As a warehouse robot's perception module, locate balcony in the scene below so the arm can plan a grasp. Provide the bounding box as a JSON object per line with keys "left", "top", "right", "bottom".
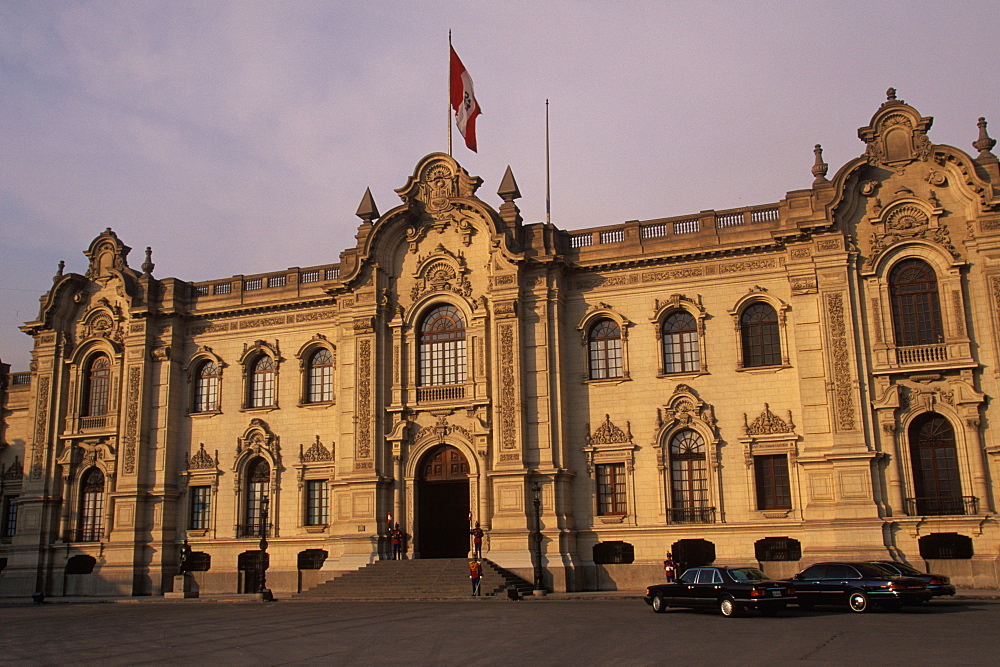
{"left": 416, "top": 384, "right": 466, "bottom": 403}
{"left": 79, "top": 415, "right": 110, "bottom": 430}
{"left": 236, "top": 523, "right": 272, "bottom": 539}
{"left": 896, "top": 344, "right": 948, "bottom": 365}
{"left": 666, "top": 506, "right": 716, "bottom": 524}
{"left": 905, "top": 496, "right": 978, "bottom": 516}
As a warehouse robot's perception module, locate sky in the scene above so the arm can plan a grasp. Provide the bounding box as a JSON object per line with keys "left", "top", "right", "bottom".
{"left": 2, "top": 0, "right": 999, "bottom": 370}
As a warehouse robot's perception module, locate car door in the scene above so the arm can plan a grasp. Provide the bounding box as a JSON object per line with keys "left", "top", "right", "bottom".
{"left": 824, "top": 564, "right": 859, "bottom": 601}
{"left": 688, "top": 568, "right": 722, "bottom": 608}
{"left": 668, "top": 568, "right": 699, "bottom": 605}
{"left": 793, "top": 564, "right": 828, "bottom": 603}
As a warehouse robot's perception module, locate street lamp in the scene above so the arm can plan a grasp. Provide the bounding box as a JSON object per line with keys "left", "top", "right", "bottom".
{"left": 532, "top": 482, "right": 545, "bottom": 594}
{"left": 258, "top": 496, "right": 272, "bottom": 601}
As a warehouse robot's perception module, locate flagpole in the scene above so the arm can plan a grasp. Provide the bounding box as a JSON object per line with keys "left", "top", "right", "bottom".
{"left": 448, "top": 31, "right": 453, "bottom": 156}
{"left": 545, "top": 99, "right": 551, "bottom": 224}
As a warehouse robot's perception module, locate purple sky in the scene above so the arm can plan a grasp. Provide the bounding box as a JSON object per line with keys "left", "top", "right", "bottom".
{"left": 2, "top": 1, "right": 998, "bottom": 370}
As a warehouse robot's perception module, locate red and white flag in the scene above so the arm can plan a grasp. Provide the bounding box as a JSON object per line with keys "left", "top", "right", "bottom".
{"left": 450, "top": 46, "right": 482, "bottom": 152}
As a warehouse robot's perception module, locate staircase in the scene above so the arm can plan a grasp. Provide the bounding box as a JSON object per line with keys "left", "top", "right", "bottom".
{"left": 294, "top": 558, "right": 534, "bottom": 600}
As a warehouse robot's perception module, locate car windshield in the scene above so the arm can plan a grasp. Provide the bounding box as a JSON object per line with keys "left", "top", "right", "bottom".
{"left": 728, "top": 568, "right": 769, "bottom": 582}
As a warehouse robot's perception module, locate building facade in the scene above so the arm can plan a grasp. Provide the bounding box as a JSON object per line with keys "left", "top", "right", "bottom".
{"left": 2, "top": 92, "right": 1000, "bottom": 596}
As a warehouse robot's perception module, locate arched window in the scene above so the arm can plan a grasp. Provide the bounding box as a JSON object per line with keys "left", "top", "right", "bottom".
{"left": 78, "top": 468, "right": 105, "bottom": 541}
{"left": 83, "top": 354, "right": 111, "bottom": 417}
{"left": 193, "top": 361, "right": 220, "bottom": 412}
{"left": 250, "top": 356, "right": 275, "bottom": 408}
{"left": 668, "top": 430, "right": 710, "bottom": 523}
{"left": 589, "top": 318, "right": 623, "bottom": 380}
{"left": 740, "top": 303, "right": 781, "bottom": 368}
{"left": 243, "top": 457, "right": 270, "bottom": 537}
{"left": 419, "top": 305, "right": 467, "bottom": 386}
{"left": 908, "top": 413, "right": 965, "bottom": 515}
{"left": 890, "top": 259, "right": 943, "bottom": 347}
{"left": 306, "top": 348, "right": 334, "bottom": 403}
{"left": 662, "top": 311, "right": 699, "bottom": 374}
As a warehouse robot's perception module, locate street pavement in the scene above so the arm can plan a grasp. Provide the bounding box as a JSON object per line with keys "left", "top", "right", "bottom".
{"left": 2, "top": 595, "right": 999, "bottom": 665}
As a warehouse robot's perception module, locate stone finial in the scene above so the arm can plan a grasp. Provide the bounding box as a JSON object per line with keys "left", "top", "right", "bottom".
{"left": 497, "top": 166, "right": 521, "bottom": 201}
{"left": 141, "top": 247, "right": 155, "bottom": 277}
{"left": 53, "top": 260, "right": 65, "bottom": 282}
{"left": 811, "top": 144, "right": 829, "bottom": 185}
{"left": 973, "top": 117, "right": 997, "bottom": 160}
{"left": 355, "top": 187, "right": 380, "bottom": 224}
{"left": 886, "top": 87, "right": 897, "bottom": 101}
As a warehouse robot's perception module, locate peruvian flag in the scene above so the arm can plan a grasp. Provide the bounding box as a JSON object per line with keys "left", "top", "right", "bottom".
{"left": 450, "top": 46, "right": 482, "bottom": 152}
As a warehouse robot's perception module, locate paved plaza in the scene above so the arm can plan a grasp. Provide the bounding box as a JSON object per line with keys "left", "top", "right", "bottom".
{"left": 2, "top": 597, "right": 999, "bottom": 665}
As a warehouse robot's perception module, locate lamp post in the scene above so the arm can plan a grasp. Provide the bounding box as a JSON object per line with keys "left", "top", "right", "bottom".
{"left": 258, "top": 496, "right": 272, "bottom": 601}
{"left": 532, "top": 482, "right": 545, "bottom": 594}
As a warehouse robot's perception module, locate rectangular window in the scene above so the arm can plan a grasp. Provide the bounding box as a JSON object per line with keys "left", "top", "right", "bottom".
{"left": 190, "top": 486, "right": 211, "bottom": 530}
{"left": 2, "top": 497, "right": 17, "bottom": 538}
{"left": 754, "top": 454, "right": 791, "bottom": 510}
{"left": 305, "top": 480, "right": 329, "bottom": 526}
{"left": 596, "top": 463, "right": 627, "bottom": 515}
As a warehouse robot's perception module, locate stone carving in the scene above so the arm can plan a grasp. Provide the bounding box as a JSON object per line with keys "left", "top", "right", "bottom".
{"left": 587, "top": 414, "right": 632, "bottom": 447}
{"left": 30, "top": 376, "right": 50, "bottom": 480}
{"left": 2, "top": 456, "right": 23, "bottom": 481}
{"left": 300, "top": 435, "right": 333, "bottom": 463}
{"left": 188, "top": 443, "right": 218, "bottom": 470}
{"left": 236, "top": 418, "right": 280, "bottom": 464}
{"left": 410, "top": 246, "right": 473, "bottom": 303}
{"left": 356, "top": 339, "right": 372, "bottom": 463}
{"left": 744, "top": 403, "right": 795, "bottom": 435}
{"left": 123, "top": 366, "right": 141, "bottom": 475}
{"left": 826, "top": 293, "right": 857, "bottom": 431}
{"left": 499, "top": 323, "right": 517, "bottom": 452}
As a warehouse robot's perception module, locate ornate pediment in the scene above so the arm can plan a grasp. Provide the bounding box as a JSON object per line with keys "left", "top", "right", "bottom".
{"left": 235, "top": 418, "right": 280, "bottom": 466}
{"left": 300, "top": 435, "right": 334, "bottom": 463}
{"left": 744, "top": 403, "right": 795, "bottom": 435}
{"left": 858, "top": 89, "right": 933, "bottom": 169}
{"left": 187, "top": 443, "right": 219, "bottom": 471}
{"left": 410, "top": 245, "right": 473, "bottom": 302}
{"left": 586, "top": 414, "right": 632, "bottom": 447}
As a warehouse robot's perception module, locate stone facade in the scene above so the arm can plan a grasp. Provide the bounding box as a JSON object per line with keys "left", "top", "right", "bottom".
{"left": 2, "top": 92, "right": 1000, "bottom": 596}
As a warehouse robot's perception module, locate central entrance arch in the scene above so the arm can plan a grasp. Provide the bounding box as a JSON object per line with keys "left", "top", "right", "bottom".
{"left": 417, "top": 445, "right": 470, "bottom": 558}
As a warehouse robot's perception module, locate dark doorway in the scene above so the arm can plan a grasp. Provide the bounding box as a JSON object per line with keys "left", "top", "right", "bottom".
{"left": 417, "top": 445, "right": 470, "bottom": 558}
{"left": 671, "top": 538, "right": 716, "bottom": 576}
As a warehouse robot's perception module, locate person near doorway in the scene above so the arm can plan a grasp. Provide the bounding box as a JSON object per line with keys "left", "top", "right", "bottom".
{"left": 470, "top": 522, "right": 485, "bottom": 559}
{"left": 390, "top": 523, "right": 404, "bottom": 560}
{"left": 663, "top": 552, "right": 676, "bottom": 583}
{"left": 469, "top": 558, "right": 483, "bottom": 596}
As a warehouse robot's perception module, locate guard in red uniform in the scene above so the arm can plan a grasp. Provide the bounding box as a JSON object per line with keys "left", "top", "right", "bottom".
{"left": 469, "top": 558, "right": 483, "bottom": 596}
{"left": 470, "top": 522, "right": 485, "bottom": 559}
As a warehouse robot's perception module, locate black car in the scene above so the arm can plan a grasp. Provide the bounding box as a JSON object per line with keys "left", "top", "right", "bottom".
{"left": 644, "top": 566, "right": 796, "bottom": 617}
{"left": 867, "top": 560, "right": 957, "bottom": 597}
{"left": 791, "top": 562, "right": 931, "bottom": 612}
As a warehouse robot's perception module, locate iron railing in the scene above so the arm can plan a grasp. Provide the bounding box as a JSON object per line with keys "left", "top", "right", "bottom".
{"left": 666, "top": 506, "right": 716, "bottom": 524}
{"left": 905, "top": 496, "right": 978, "bottom": 516}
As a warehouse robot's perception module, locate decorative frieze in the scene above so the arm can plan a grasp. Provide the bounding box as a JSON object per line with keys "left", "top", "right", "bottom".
{"left": 355, "top": 339, "right": 373, "bottom": 465}
{"left": 30, "top": 376, "right": 50, "bottom": 480}
{"left": 499, "top": 323, "right": 517, "bottom": 454}
{"left": 123, "top": 366, "right": 141, "bottom": 475}
{"left": 826, "top": 293, "right": 857, "bottom": 431}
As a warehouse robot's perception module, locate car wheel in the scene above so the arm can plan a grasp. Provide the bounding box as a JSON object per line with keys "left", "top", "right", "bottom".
{"left": 651, "top": 593, "right": 668, "bottom": 614}
{"left": 719, "top": 596, "right": 738, "bottom": 617}
{"left": 847, "top": 591, "right": 870, "bottom": 613}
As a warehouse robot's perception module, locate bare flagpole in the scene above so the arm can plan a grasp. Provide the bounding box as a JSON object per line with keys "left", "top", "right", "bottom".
{"left": 448, "top": 31, "right": 453, "bottom": 156}
{"left": 545, "top": 99, "right": 551, "bottom": 224}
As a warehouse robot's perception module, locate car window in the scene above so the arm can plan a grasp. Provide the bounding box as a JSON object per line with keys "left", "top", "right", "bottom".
{"left": 798, "top": 564, "right": 826, "bottom": 580}
{"left": 855, "top": 563, "right": 891, "bottom": 578}
{"left": 824, "top": 564, "right": 850, "bottom": 579}
{"left": 887, "top": 562, "right": 921, "bottom": 576}
{"left": 694, "top": 569, "right": 713, "bottom": 584}
{"left": 709, "top": 570, "right": 722, "bottom": 584}
{"left": 730, "top": 568, "right": 768, "bottom": 582}
{"left": 678, "top": 569, "right": 698, "bottom": 584}
{"left": 872, "top": 561, "right": 901, "bottom": 575}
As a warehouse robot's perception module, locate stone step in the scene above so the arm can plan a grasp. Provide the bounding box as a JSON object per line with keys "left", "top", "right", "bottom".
{"left": 295, "top": 558, "right": 533, "bottom": 599}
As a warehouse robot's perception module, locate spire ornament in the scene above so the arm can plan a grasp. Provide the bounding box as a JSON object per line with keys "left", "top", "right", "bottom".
{"left": 812, "top": 144, "right": 829, "bottom": 185}
{"left": 973, "top": 117, "right": 997, "bottom": 160}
